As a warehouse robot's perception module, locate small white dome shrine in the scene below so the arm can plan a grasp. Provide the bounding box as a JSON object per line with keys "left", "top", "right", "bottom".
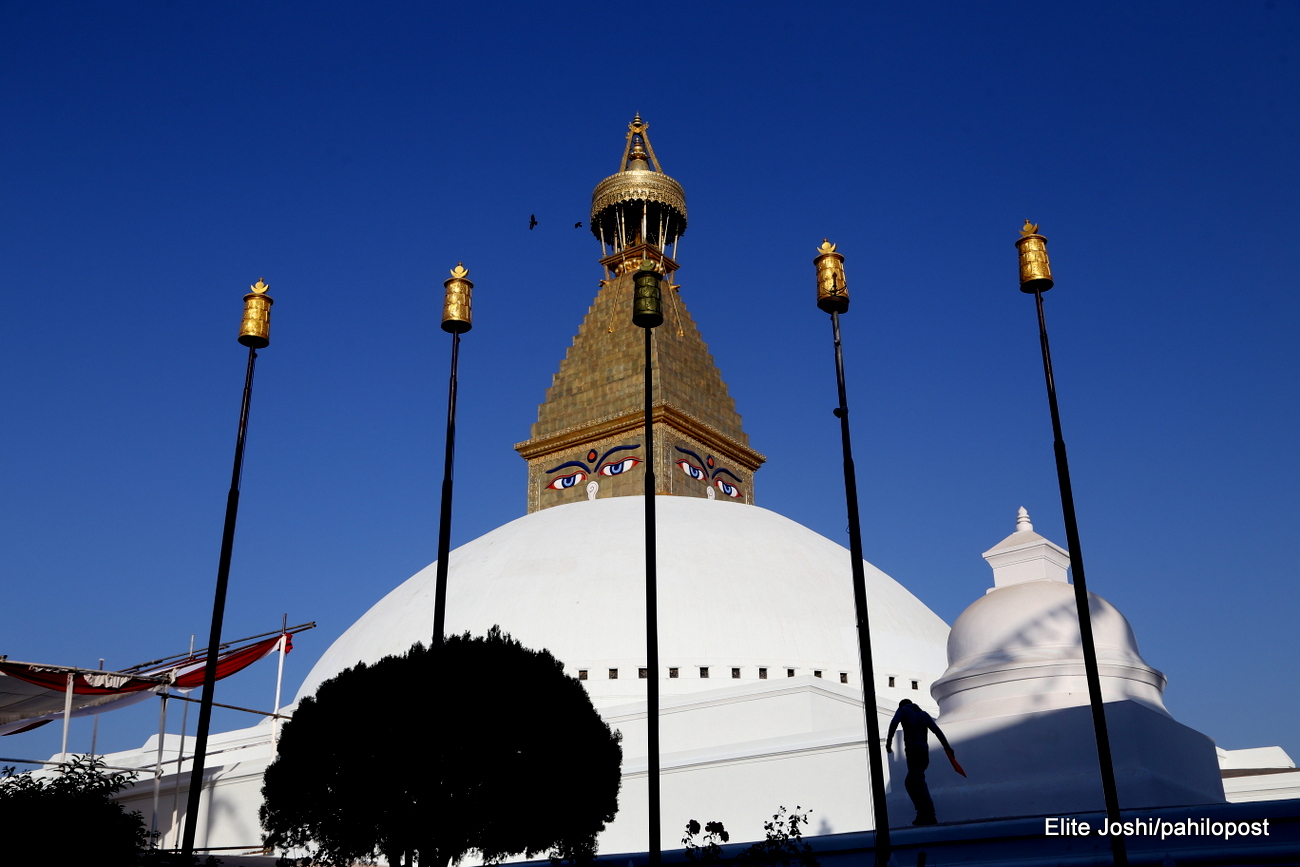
{"left": 933, "top": 507, "right": 1168, "bottom": 722}
{"left": 886, "top": 509, "right": 1225, "bottom": 826}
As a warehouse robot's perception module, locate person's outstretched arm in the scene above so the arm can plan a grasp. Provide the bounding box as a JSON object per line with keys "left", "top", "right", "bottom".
{"left": 927, "top": 717, "right": 953, "bottom": 752}
{"left": 886, "top": 710, "right": 903, "bottom": 752}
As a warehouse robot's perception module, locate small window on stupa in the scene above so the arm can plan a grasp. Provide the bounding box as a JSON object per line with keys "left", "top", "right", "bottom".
{"left": 609, "top": 669, "right": 618, "bottom": 679}
{"left": 787, "top": 668, "right": 795, "bottom": 678}
{"left": 578, "top": 669, "right": 588, "bottom": 681}
{"left": 700, "top": 667, "right": 710, "bottom": 678}
{"left": 759, "top": 668, "right": 768, "bottom": 679}
{"left": 669, "top": 667, "right": 679, "bottom": 678}
{"left": 731, "top": 668, "right": 740, "bottom": 679}
{"left": 639, "top": 668, "right": 648, "bottom": 679}
{"left": 911, "top": 680, "right": 919, "bottom": 690}
{"left": 888, "top": 676, "right": 895, "bottom": 687}
{"left": 814, "top": 670, "right": 823, "bottom": 678}
{"left": 840, "top": 672, "right": 848, "bottom": 684}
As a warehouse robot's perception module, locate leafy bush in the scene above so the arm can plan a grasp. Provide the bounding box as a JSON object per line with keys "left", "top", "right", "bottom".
{"left": 0, "top": 755, "right": 148, "bottom": 867}
{"left": 683, "top": 819, "right": 730, "bottom": 863}
{"left": 681, "top": 808, "right": 818, "bottom": 867}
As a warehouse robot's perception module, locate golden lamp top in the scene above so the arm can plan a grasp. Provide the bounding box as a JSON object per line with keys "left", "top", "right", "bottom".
{"left": 442, "top": 262, "right": 473, "bottom": 334}
{"left": 590, "top": 114, "right": 687, "bottom": 250}
{"left": 814, "top": 240, "right": 849, "bottom": 314}
{"left": 1015, "top": 219, "right": 1054, "bottom": 293}
{"left": 239, "top": 278, "right": 273, "bottom": 348}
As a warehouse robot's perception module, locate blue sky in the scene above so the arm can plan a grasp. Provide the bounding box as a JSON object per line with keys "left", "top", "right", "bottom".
{"left": 1, "top": 1, "right": 1296, "bottom": 768}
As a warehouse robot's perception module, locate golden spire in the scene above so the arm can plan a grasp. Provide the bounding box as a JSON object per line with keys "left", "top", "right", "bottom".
{"left": 516, "top": 118, "right": 764, "bottom": 513}
{"left": 591, "top": 115, "right": 688, "bottom": 255}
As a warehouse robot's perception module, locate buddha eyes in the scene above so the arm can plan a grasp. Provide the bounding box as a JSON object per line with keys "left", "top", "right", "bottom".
{"left": 546, "top": 452, "right": 737, "bottom": 497}
{"left": 598, "top": 458, "right": 642, "bottom": 476}
{"left": 714, "top": 480, "right": 741, "bottom": 498}
{"left": 677, "top": 451, "right": 742, "bottom": 497}
{"left": 546, "top": 471, "right": 587, "bottom": 489}
{"left": 676, "top": 460, "right": 706, "bottom": 481}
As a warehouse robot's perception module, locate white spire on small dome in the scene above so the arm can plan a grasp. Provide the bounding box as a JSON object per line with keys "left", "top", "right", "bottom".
{"left": 982, "top": 506, "right": 1069, "bottom": 591}
{"left": 1015, "top": 506, "right": 1033, "bottom": 533}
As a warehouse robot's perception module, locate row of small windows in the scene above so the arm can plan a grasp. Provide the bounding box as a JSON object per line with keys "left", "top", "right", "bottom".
{"left": 886, "top": 676, "right": 921, "bottom": 690}
{"left": 575, "top": 668, "right": 921, "bottom": 690}
{"left": 578, "top": 667, "right": 852, "bottom": 683}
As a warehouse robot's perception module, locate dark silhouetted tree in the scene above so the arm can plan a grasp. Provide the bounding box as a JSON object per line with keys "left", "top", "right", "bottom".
{"left": 261, "top": 627, "right": 622, "bottom": 867}
{"left": 0, "top": 755, "right": 150, "bottom": 867}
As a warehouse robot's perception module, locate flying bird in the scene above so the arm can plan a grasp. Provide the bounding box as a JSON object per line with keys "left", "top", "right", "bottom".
{"left": 574, "top": 221, "right": 582, "bottom": 228}
{"left": 529, "top": 215, "right": 538, "bottom": 230}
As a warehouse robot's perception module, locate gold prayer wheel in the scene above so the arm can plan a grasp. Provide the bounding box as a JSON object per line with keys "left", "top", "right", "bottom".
{"left": 814, "top": 240, "right": 848, "bottom": 314}
{"left": 631, "top": 259, "right": 664, "bottom": 328}
{"left": 238, "top": 279, "right": 273, "bottom": 348}
{"left": 1016, "top": 221, "right": 1054, "bottom": 293}
{"left": 442, "top": 263, "right": 473, "bottom": 334}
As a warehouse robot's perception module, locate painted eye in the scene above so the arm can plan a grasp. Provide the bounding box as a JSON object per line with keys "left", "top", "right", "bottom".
{"left": 714, "top": 479, "right": 741, "bottom": 498}
{"left": 598, "top": 457, "right": 642, "bottom": 476}
{"left": 676, "top": 460, "right": 706, "bottom": 481}
{"left": 546, "top": 471, "right": 587, "bottom": 490}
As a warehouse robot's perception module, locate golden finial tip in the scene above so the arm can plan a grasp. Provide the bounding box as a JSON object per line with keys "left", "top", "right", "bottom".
{"left": 250, "top": 278, "right": 270, "bottom": 295}
{"left": 817, "top": 239, "right": 837, "bottom": 254}
{"left": 1020, "top": 220, "right": 1039, "bottom": 237}
{"left": 450, "top": 263, "right": 469, "bottom": 279}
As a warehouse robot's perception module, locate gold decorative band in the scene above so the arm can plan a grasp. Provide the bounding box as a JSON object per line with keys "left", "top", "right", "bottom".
{"left": 590, "top": 170, "right": 688, "bottom": 223}
{"left": 516, "top": 403, "right": 766, "bottom": 471}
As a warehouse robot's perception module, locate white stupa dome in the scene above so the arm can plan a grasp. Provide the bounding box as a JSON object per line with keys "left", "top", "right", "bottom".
{"left": 298, "top": 496, "right": 950, "bottom": 707}
{"left": 931, "top": 508, "right": 1168, "bottom": 723}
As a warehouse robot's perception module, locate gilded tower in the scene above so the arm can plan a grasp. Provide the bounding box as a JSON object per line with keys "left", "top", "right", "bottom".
{"left": 515, "top": 116, "right": 765, "bottom": 512}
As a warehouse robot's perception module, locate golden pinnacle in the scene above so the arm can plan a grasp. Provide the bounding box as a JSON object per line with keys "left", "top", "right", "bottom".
{"left": 250, "top": 278, "right": 270, "bottom": 294}
{"left": 1020, "top": 220, "right": 1040, "bottom": 237}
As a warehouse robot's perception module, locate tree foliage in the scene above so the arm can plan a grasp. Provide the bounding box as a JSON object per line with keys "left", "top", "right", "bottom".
{"left": 682, "top": 808, "right": 818, "bottom": 867}
{"left": 682, "top": 819, "right": 730, "bottom": 863}
{"left": 261, "top": 627, "right": 622, "bottom": 867}
{"left": 0, "top": 755, "right": 150, "bottom": 867}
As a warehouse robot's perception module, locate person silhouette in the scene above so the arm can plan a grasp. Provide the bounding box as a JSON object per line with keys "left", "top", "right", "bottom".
{"left": 886, "top": 698, "right": 956, "bottom": 826}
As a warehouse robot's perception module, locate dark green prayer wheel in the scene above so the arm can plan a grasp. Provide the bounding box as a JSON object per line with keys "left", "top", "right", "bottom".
{"left": 632, "top": 260, "right": 663, "bottom": 328}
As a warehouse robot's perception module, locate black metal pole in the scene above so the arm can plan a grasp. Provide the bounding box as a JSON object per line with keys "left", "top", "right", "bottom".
{"left": 829, "top": 311, "right": 891, "bottom": 865}
{"left": 181, "top": 345, "right": 258, "bottom": 857}
{"left": 432, "top": 330, "right": 461, "bottom": 647}
{"left": 644, "top": 323, "right": 661, "bottom": 866}
{"left": 1032, "top": 289, "right": 1128, "bottom": 867}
